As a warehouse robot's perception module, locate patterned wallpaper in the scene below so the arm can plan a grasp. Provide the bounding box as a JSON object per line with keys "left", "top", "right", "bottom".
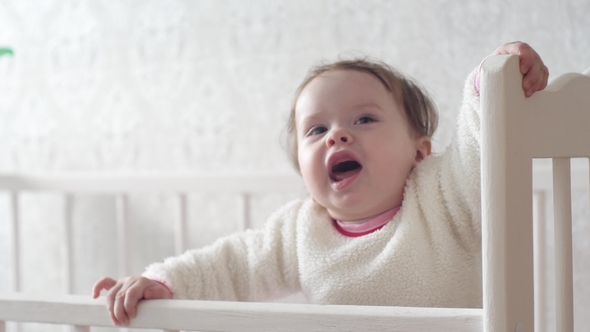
{"left": 0, "top": 1, "right": 588, "bottom": 331}
{"left": 1, "top": 0, "right": 589, "bottom": 172}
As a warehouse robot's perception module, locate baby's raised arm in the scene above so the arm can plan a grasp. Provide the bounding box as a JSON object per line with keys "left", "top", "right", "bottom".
{"left": 92, "top": 276, "right": 172, "bottom": 326}
{"left": 412, "top": 42, "right": 549, "bottom": 249}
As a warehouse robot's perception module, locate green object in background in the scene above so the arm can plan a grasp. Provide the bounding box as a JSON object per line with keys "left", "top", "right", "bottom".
{"left": 0, "top": 47, "right": 14, "bottom": 57}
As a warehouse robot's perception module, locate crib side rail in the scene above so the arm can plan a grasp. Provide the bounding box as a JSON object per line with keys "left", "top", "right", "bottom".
{"left": 0, "top": 172, "right": 307, "bottom": 304}
{"left": 0, "top": 293, "right": 483, "bottom": 332}
{"left": 0, "top": 172, "right": 305, "bottom": 193}
{"left": 0, "top": 169, "right": 586, "bottom": 193}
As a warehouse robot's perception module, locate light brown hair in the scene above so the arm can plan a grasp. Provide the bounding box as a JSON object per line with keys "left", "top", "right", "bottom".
{"left": 285, "top": 57, "right": 438, "bottom": 172}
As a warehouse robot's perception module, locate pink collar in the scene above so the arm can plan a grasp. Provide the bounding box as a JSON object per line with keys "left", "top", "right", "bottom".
{"left": 334, "top": 206, "right": 400, "bottom": 237}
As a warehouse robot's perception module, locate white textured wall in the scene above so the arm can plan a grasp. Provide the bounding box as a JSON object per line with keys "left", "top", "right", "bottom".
{"left": 1, "top": 0, "right": 589, "bottom": 173}
{"left": 0, "top": 1, "right": 589, "bottom": 331}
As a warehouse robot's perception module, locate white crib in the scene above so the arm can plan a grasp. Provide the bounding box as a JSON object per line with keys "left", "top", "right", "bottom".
{"left": 1, "top": 55, "right": 589, "bottom": 332}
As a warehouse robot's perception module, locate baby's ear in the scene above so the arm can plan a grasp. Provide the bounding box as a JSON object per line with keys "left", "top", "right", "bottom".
{"left": 414, "top": 136, "right": 431, "bottom": 163}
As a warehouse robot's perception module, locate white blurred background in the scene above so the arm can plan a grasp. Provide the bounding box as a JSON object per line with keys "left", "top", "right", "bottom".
{"left": 0, "top": 0, "right": 589, "bottom": 331}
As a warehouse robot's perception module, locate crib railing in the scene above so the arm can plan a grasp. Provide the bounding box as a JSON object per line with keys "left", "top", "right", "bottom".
{"left": 0, "top": 167, "right": 588, "bottom": 331}
{"left": 534, "top": 164, "right": 590, "bottom": 332}
{"left": 0, "top": 293, "right": 483, "bottom": 332}
{"left": 0, "top": 172, "right": 307, "bottom": 294}
{"left": 479, "top": 55, "right": 590, "bottom": 332}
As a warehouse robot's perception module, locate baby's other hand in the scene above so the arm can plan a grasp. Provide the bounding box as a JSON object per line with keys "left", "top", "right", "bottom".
{"left": 492, "top": 42, "right": 549, "bottom": 98}
{"left": 92, "top": 276, "right": 172, "bottom": 326}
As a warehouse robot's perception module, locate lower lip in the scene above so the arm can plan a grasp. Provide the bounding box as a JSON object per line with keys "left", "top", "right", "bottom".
{"left": 331, "top": 169, "right": 361, "bottom": 191}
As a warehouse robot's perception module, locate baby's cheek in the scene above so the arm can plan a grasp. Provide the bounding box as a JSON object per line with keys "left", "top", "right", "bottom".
{"left": 299, "top": 164, "right": 326, "bottom": 202}
{"left": 297, "top": 157, "right": 316, "bottom": 187}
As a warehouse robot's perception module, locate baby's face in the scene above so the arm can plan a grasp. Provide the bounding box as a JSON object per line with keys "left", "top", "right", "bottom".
{"left": 295, "top": 69, "right": 427, "bottom": 222}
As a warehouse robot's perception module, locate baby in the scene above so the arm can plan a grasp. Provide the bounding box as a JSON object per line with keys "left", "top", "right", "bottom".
{"left": 93, "top": 41, "right": 548, "bottom": 326}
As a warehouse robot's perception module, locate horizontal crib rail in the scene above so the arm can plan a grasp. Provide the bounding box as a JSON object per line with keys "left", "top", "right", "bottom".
{"left": 0, "top": 173, "right": 305, "bottom": 193}
{"left": 0, "top": 167, "right": 586, "bottom": 194}
{"left": 0, "top": 293, "right": 483, "bottom": 332}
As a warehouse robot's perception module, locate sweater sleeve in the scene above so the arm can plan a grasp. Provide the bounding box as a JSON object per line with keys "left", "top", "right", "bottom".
{"left": 142, "top": 200, "right": 303, "bottom": 302}
{"left": 410, "top": 68, "right": 482, "bottom": 251}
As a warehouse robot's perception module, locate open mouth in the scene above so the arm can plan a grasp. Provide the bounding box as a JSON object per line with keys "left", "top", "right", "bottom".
{"left": 330, "top": 159, "right": 362, "bottom": 182}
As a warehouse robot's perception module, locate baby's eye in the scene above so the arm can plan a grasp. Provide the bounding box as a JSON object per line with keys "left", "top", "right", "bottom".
{"left": 307, "top": 126, "right": 327, "bottom": 136}
{"left": 355, "top": 115, "right": 376, "bottom": 125}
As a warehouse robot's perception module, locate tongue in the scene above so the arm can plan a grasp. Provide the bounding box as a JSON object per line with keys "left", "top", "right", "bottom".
{"left": 332, "top": 166, "right": 361, "bottom": 182}
{"left": 332, "top": 161, "right": 362, "bottom": 182}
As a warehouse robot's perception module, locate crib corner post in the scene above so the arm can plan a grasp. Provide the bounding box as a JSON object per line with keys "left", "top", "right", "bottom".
{"left": 480, "top": 54, "right": 535, "bottom": 332}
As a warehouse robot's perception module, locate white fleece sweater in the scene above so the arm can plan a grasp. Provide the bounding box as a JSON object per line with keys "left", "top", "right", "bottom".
{"left": 143, "top": 69, "right": 482, "bottom": 308}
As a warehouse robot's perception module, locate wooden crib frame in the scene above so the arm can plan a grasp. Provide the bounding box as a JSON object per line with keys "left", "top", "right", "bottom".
{"left": 1, "top": 55, "right": 589, "bottom": 331}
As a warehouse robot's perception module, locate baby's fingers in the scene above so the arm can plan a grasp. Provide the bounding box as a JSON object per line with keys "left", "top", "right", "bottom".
{"left": 113, "top": 285, "right": 134, "bottom": 325}
{"left": 92, "top": 277, "right": 117, "bottom": 298}
{"left": 123, "top": 279, "right": 149, "bottom": 320}
{"left": 105, "top": 282, "right": 123, "bottom": 325}
{"left": 114, "top": 277, "right": 151, "bottom": 325}
{"left": 523, "top": 62, "right": 549, "bottom": 97}
{"left": 114, "top": 287, "right": 131, "bottom": 325}
{"left": 515, "top": 45, "right": 538, "bottom": 76}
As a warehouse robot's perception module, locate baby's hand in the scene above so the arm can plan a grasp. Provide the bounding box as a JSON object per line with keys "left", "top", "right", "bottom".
{"left": 92, "top": 276, "right": 172, "bottom": 326}
{"left": 491, "top": 42, "right": 549, "bottom": 98}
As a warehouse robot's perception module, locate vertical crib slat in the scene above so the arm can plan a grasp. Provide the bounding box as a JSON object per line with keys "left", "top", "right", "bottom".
{"left": 533, "top": 190, "right": 547, "bottom": 332}
{"left": 552, "top": 158, "right": 574, "bottom": 332}
{"left": 9, "top": 193, "right": 21, "bottom": 332}
{"left": 237, "top": 193, "right": 250, "bottom": 231}
{"left": 116, "top": 194, "right": 131, "bottom": 332}
{"left": 73, "top": 325, "right": 90, "bottom": 332}
{"left": 0, "top": 321, "right": 5, "bottom": 332}
{"left": 63, "top": 194, "right": 75, "bottom": 294}
{"left": 10, "top": 192, "right": 21, "bottom": 293}
{"left": 9, "top": 191, "right": 22, "bottom": 332}
{"left": 168, "top": 192, "right": 186, "bottom": 332}
{"left": 174, "top": 194, "right": 188, "bottom": 255}
{"left": 116, "top": 195, "right": 130, "bottom": 277}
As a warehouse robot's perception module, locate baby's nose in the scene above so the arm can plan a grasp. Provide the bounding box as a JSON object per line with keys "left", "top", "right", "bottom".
{"left": 326, "top": 131, "right": 352, "bottom": 147}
